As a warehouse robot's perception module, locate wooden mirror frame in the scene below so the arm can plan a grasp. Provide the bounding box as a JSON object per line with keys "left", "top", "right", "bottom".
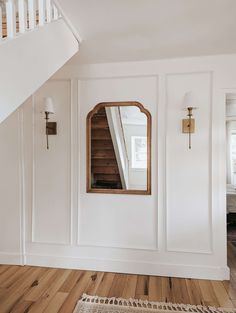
{"left": 86, "top": 101, "right": 152, "bottom": 195}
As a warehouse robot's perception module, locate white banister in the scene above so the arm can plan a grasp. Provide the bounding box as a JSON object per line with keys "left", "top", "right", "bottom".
{"left": 0, "top": 0, "right": 63, "bottom": 44}
{"left": 106, "top": 107, "right": 130, "bottom": 189}
{"left": 6, "top": 0, "right": 16, "bottom": 38}
{"left": 38, "top": 0, "right": 45, "bottom": 26}
{"left": 46, "top": 0, "right": 51, "bottom": 23}
{"left": 0, "top": 6, "right": 2, "bottom": 39}
{"left": 28, "top": 0, "right": 35, "bottom": 29}
{"left": 53, "top": 4, "right": 58, "bottom": 20}
{"left": 18, "top": 0, "right": 27, "bottom": 33}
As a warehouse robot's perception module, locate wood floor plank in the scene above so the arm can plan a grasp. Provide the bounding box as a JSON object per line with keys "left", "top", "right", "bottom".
{"left": 1, "top": 265, "right": 30, "bottom": 288}
{"left": 27, "top": 269, "right": 72, "bottom": 313}
{"left": 198, "top": 280, "right": 220, "bottom": 307}
{"left": 85, "top": 271, "right": 105, "bottom": 295}
{"left": 135, "top": 275, "right": 149, "bottom": 300}
{"left": 0, "top": 266, "right": 20, "bottom": 285}
{"left": 109, "top": 274, "right": 127, "bottom": 298}
{"left": 95, "top": 272, "right": 116, "bottom": 297}
{"left": 24, "top": 268, "right": 59, "bottom": 301}
{"left": 0, "top": 267, "right": 46, "bottom": 313}
{"left": 122, "top": 274, "right": 138, "bottom": 299}
{"left": 58, "top": 271, "right": 94, "bottom": 313}
{"left": 59, "top": 270, "right": 83, "bottom": 293}
{"left": 223, "top": 277, "right": 236, "bottom": 301}
{"left": 171, "top": 278, "right": 184, "bottom": 304}
{"left": 9, "top": 300, "right": 34, "bottom": 313}
{"left": 185, "top": 279, "right": 203, "bottom": 305}
{"left": 211, "top": 281, "right": 234, "bottom": 308}
{"left": 0, "top": 265, "right": 9, "bottom": 275}
{"left": 43, "top": 291, "right": 68, "bottom": 313}
{"left": 161, "top": 277, "right": 173, "bottom": 303}
{"left": 148, "top": 276, "right": 162, "bottom": 301}
{"left": 172, "top": 278, "right": 190, "bottom": 304}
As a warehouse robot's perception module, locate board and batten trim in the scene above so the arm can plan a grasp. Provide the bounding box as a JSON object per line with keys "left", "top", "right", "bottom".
{"left": 31, "top": 79, "right": 73, "bottom": 245}
{"left": 76, "top": 76, "right": 159, "bottom": 251}
{"left": 165, "top": 71, "right": 213, "bottom": 255}
{"left": 18, "top": 108, "right": 26, "bottom": 264}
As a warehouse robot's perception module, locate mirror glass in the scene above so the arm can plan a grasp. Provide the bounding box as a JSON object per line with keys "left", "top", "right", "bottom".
{"left": 87, "top": 102, "right": 151, "bottom": 195}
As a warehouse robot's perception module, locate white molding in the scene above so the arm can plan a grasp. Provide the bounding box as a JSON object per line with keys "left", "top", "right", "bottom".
{"left": 0, "top": 252, "right": 22, "bottom": 265}
{"left": 165, "top": 71, "right": 214, "bottom": 255}
{"left": 18, "top": 108, "right": 26, "bottom": 265}
{"left": 76, "top": 76, "right": 159, "bottom": 251}
{"left": 78, "top": 74, "right": 160, "bottom": 82}
{"left": 218, "top": 88, "right": 236, "bottom": 266}
{"left": 31, "top": 79, "right": 73, "bottom": 246}
{"left": 157, "top": 74, "right": 167, "bottom": 253}
{"left": 76, "top": 79, "right": 81, "bottom": 247}
{"left": 70, "top": 79, "right": 74, "bottom": 246}
{"left": 31, "top": 94, "right": 36, "bottom": 242}
{"left": 154, "top": 75, "right": 159, "bottom": 250}
{"left": 208, "top": 72, "right": 214, "bottom": 252}
{"left": 77, "top": 241, "right": 158, "bottom": 251}
{"left": 25, "top": 253, "right": 229, "bottom": 280}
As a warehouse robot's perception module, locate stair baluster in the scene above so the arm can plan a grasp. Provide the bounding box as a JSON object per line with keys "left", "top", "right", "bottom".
{"left": 28, "top": 0, "right": 35, "bottom": 29}
{"left": 6, "top": 0, "right": 16, "bottom": 38}
{"left": 0, "top": 6, "right": 2, "bottom": 39}
{"left": 46, "top": 0, "right": 51, "bottom": 23}
{"left": 18, "top": 0, "right": 27, "bottom": 33}
{"left": 38, "top": 0, "right": 45, "bottom": 25}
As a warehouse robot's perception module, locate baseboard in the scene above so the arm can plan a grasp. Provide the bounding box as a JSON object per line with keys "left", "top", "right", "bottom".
{"left": 0, "top": 252, "right": 23, "bottom": 265}
{"left": 26, "top": 253, "right": 230, "bottom": 281}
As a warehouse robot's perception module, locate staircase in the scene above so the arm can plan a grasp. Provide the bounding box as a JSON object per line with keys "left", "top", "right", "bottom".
{"left": 0, "top": 0, "right": 79, "bottom": 123}
{"left": 91, "top": 108, "right": 122, "bottom": 189}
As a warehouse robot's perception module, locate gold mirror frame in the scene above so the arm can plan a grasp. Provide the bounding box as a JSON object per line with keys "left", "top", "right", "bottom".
{"left": 86, "top": 101, "right": 152, "bottom": 195}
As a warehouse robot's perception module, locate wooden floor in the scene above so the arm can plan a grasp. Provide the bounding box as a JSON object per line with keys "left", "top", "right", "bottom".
{"left": 1, "top": 244, "right": 236, "bottom": 313}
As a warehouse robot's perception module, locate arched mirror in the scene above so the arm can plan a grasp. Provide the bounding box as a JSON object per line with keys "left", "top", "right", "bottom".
{"left": 87, "top": 102, "right": 151, "bottom": 195}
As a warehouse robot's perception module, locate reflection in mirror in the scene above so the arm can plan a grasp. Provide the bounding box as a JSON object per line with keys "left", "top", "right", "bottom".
{"left": 87, "top": 102, "right": 151, "bottom": 195}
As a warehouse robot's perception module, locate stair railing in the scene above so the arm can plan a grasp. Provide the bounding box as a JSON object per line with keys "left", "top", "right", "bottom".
{"left": 0, "top": 0, "right": 61, "bottom": 42}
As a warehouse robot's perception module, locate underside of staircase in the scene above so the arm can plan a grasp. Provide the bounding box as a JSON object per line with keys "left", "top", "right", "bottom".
{"left": 0, "top": 0, "right": 79, "bottom": 124}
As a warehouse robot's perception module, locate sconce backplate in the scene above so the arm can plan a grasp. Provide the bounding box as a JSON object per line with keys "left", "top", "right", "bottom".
{"left": 182, "top": 119, "right": 195, "bottom": 133}
{"left": 46, "top": 122, "right": 57, "bottom": 135}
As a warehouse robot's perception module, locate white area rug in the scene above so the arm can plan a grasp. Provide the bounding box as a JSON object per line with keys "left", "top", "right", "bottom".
{"left": 73, "top": 294, "right": 236, "bottom": 313}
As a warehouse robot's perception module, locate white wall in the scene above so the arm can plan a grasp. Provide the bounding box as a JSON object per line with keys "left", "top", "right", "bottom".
{"left": 0, "top": 110, "right": 23, "bottom": 264}
{"left": 1, "top": 54, "right": 236, "bottom": 280}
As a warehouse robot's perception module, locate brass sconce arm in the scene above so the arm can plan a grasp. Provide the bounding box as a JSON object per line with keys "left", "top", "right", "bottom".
{"left": 44, "top": 97, "right": 57, "bottom": 150}
{"left": 182, "top": 106, "right": 197, "bottom": 149}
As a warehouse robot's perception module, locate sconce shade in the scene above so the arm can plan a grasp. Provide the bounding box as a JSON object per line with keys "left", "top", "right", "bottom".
{"left": 183, "top": 91, "right": 194, "bottom": 109}
{"left": 44, "top": 97, "right": 55, "bottom": 114}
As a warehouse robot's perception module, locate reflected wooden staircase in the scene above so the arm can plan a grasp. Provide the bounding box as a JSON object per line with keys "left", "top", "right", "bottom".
{"left": 91, "top": 108, "right": 122, "bottom": 189}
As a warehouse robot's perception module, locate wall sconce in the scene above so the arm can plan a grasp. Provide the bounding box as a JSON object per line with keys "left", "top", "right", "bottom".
{"left": 44, "top": 97, "right": 57, "bottom": 149}
{"left": 182, "top": 92, "right": 197, "bottom": 149}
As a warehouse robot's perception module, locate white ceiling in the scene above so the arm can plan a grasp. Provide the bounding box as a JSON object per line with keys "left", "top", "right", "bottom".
{"left": 58, "top": 0, "right": 236, "bottom": 64}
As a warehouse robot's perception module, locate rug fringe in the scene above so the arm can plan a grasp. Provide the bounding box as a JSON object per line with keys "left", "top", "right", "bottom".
{"left": 80, "top": 294, "right": 236, "bottom": 313}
